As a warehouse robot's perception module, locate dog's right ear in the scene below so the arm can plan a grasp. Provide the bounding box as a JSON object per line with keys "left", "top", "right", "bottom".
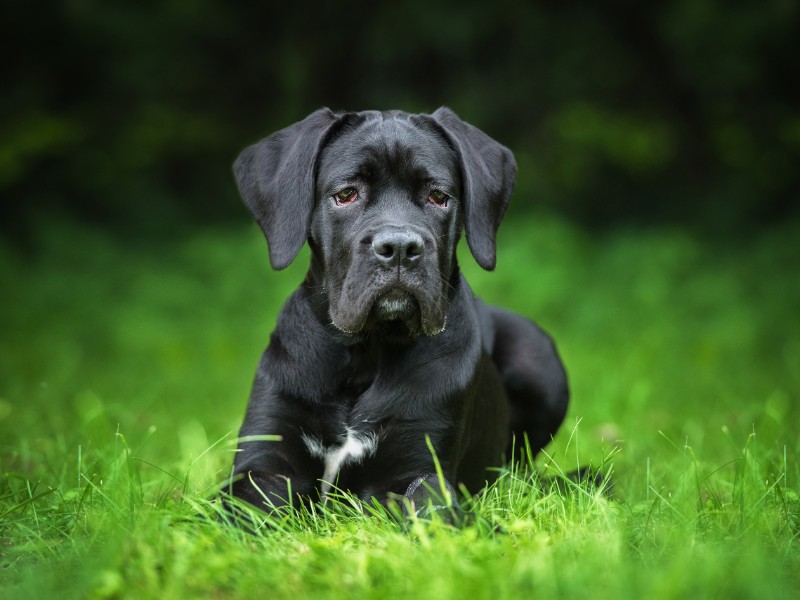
{"left": 233, "top": 108, "right": 338, "bottom": 270}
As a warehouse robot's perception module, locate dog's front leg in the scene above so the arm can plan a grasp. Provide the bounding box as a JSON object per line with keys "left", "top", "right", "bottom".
{"left": 224, "top": 432, "right": 319, "bottom": 513}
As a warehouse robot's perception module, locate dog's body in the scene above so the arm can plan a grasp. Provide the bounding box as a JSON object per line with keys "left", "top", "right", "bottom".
{"left": 229, "top": 108, "right": 568, "bottom": 513}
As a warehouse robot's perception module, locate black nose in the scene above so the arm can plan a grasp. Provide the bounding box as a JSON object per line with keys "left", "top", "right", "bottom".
{"left": 371, "top": 229, "right": 424, "bottom": 267}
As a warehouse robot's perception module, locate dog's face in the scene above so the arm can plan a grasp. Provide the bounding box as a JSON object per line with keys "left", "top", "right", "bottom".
{"left": 310, "top": 115, "right": 461, "bottom": 337}
{"left": 233, "top": 108, "right": 516, "bottom": 338}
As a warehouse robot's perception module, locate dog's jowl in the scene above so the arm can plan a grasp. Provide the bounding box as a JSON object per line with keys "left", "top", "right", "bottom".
{"left": 228, "top": 108, "right": 569, "bottom": 517}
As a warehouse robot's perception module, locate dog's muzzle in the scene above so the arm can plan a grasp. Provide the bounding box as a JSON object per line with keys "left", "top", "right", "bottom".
{"left": 328, "top": 225, "right": 448, "bottom": 338}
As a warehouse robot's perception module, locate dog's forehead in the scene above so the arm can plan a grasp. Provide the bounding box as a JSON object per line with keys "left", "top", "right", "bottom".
{"left": 317, "top": 111, "right": 458, "bottom": 184}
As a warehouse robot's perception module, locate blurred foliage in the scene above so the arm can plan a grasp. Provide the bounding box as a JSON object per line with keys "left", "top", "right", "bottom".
{"left": 3, "top": 0, "right": 799, "bottom": 239}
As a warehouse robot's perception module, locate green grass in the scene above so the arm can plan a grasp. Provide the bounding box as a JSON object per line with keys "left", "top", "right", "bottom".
{"left": 1, "top": 213, "right": 799, "bottom": 599}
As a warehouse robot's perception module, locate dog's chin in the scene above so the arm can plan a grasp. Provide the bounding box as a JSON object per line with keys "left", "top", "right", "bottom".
{"left": 367, "top": 292, "right": 422, "bottom": 341}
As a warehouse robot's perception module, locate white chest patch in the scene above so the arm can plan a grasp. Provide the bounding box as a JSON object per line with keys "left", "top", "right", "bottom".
{"left": 301, "top": 428, "right": 378, "bottom": 496}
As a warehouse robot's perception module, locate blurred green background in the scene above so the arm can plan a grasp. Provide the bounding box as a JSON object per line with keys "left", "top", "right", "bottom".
{"left": 2, "top": 0, "right": 799, "bottom": 497}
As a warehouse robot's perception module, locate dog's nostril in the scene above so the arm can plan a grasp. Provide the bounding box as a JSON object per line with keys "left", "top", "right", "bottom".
{"left": 374, "top": 242, "right": 395, "bottom": 259}
{"left": 406, "top": 240, "right": 422, "bottom": 258}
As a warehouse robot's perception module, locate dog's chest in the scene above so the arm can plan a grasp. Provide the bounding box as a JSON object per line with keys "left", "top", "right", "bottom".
{"left": 301, "top": 428, "right": 378, "bottom": 496}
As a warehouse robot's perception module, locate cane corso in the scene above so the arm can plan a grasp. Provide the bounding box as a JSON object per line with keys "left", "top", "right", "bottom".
{"left": 228, "top": 107, "right": 569, "bottom": 517}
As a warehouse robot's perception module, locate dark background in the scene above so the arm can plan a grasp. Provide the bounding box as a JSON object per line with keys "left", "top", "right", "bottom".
{"left": 4, "top": 0, "right": 799, "bottom": 242}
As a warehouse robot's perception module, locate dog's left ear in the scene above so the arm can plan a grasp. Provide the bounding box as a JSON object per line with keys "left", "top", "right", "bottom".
{"left": 233, "top": 108, "right": 339, "bottom": 270}
{"left": 432, "top": 107, "right": 517, "bottom": 271}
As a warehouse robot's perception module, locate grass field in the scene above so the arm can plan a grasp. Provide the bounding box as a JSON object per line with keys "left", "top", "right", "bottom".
{"left": 1, "top": 213, "right": 798, "bottom": 599}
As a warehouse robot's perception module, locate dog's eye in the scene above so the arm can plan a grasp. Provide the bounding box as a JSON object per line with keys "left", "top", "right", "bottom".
{"left": 428, "top": 190, "right": 449, "bottom": 208}
{"left": 334, "top": 188, "right": 358, "bottom": 206}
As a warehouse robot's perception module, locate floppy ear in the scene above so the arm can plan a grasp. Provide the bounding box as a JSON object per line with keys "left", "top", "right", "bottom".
{"left": 233, "top": 108, "right": 338, "bottom": 270}
{"left": 432, "top": 107, "right": 517, "bottom": 271}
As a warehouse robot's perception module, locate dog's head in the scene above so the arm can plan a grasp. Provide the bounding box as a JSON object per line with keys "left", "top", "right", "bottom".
{"left": 234, "top": 108, "right": 516, "bottom": 338}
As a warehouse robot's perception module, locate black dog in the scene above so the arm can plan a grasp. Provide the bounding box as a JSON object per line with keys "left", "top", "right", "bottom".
{"left": 228, "top": 108, "right": 568, "bottom": 516}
